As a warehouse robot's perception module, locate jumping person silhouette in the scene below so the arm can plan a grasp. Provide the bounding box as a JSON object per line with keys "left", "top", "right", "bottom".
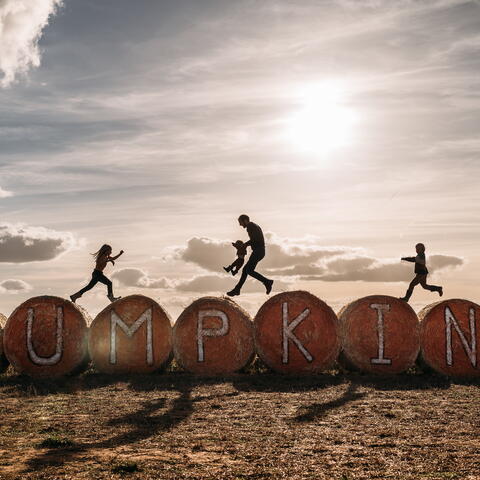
{"left": 400, "top": 243, "right": 443, "bottom": 302}
{"left": 70, "top": 244, "right": 124, "bottom": 303}
{"left": 227, "top": 215, "right": 273, "bottom": 297}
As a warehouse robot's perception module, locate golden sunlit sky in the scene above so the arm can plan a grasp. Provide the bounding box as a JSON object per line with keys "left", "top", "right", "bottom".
{"left": 0, "top": 0, "right": 479, "bottom": 319}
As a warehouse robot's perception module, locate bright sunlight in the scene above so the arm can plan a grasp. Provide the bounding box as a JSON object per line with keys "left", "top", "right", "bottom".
{"left": 286, "top": 83, "right": 357, "bottom": 154}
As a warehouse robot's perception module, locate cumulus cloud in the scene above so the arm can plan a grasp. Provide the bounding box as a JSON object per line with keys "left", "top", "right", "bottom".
{"left": 0, "top": 223, "right": 77, "bottom": 262}
{"left": 0, "top": 187, "right": 13, "bottom": 198}
{"left": 304, "top": 255, "right": 464, "bottom": 283}
{"left": 174, "top": 235, "right": 464, "bottom": 284}
{"left": 175, "top": 234, "right": 361, "bottom": 273}
{"left": 112, "top": 268, "right": 171, "bottom": 289}
{"left": 0, "top": 278, "right": 32, "bottom": 294}
{"left": 0, "top": 0, "right": 62, "bottom": 87}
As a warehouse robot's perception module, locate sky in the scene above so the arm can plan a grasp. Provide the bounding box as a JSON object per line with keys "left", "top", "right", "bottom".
{"left": 0, "top": 0, "right": 479, "bottom": 321}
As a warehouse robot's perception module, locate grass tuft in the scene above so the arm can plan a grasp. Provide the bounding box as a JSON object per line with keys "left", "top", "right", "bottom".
{"left": 38, "top": 435, "right": 74, "bottom": 448}
{"left": 111, "top": 461, "right": 140, "bottom": 474}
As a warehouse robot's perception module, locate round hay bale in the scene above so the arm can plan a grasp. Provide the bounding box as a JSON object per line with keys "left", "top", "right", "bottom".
{"left": 89, "top": 294, "right": 173, "bottom": 374}
{"left": 173, "top": 296, "right": 254, "bottom": 375}
{"left": 338, "top": 295, "right": 420, "bottom": 374}
{"left": 3, "top": 296, "right": 90, "bottom": 377}
{"left": 0, "top": 313, "right": 9, "bottom": 373}
{"left": 254, "top": 291, "right": 340, "bottom": 374}
{"left": 419, "top": 299, "right": 480, "bottom": 377}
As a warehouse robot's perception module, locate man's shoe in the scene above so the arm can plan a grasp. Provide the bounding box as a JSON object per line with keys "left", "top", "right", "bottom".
{"left": 108, "top": 295, "right": 122, "bottom": 303}
{"left": 439, "top": 287, "right": 443, "bottom": 297}
{"left": 399, "top": 297, "right": 408, "bottom": 302}
{"left": 227, "top": 289, "right": 240, "bottom": 297}
{"left": 70, "top": 294, "right": 79, "bottom": 303}
{"left": 265, "top": 279, "right": 274, "bottom": 295}
{"left": 223, "top": 267, "right": 230, "bottom": 273}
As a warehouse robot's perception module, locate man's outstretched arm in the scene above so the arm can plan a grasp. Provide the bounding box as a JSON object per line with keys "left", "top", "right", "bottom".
{"left": 401, "top": 257, "right": 416, "bottom": 262}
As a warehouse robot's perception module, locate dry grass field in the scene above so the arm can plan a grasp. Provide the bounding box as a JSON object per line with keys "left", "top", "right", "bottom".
{"left": 1, "top": 365, "right": 479, "bottom": 480}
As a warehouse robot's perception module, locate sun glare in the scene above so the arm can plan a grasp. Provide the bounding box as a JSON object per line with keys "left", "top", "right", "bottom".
{"left": 286, "top": 83, "right": 357, "bottom": 154}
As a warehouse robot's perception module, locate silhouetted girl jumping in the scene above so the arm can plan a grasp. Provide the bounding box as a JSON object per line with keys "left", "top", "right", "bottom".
{"left": 70, "top": 244, "right": 124, "bottom": 303}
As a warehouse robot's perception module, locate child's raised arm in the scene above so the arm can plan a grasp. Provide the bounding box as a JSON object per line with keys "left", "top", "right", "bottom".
{"left": 108, "top": 250, "right": 124, "bottom": 265}
{"left": 110, "top": 250, "right": 124, "bottom": 261}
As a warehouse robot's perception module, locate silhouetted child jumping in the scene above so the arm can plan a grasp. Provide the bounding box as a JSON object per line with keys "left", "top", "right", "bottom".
{"left": 70, "top": 244, "right": 124, "bottom": 303}
{"left": 400, "top": 243, "right": 443, "bottom": 302}
{"left": 223, "top": 240, "right": 247, "bottom": 276}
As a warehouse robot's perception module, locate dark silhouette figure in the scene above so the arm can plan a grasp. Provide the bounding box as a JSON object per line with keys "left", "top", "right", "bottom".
{"left": 70, "top": 244, "right": 124, "bottom": 303}
{"left": 400, "top": 243, "right": 443, "bottom": 302}
{"left": 223, "top": 240, "right": 247, "bottom": 276}
{"left": 227, "top": 215, "right": 273, "bottom": 296}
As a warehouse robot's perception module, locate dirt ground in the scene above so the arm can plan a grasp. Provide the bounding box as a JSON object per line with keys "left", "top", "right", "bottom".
{"left": 0, "top": 366, "right": 479, "bottom": 480}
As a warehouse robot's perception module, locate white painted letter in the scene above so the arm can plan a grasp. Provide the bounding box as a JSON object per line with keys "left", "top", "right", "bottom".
{"left": 27, "top": 307, "right": 63, "bottom": 366}
{"left": 197, "top": 310, "right": 229, "bottom": 362}
{"left": 445, "top": 306, "right": 477, "bottom": 367}
{"left": 282, "top": 302, "right": 313, "bottom": 364}
{"left": 370, "top": 303, "right": 392, "bottom": 365}
{"left": 110, "top": 308, "right": 153, "bottom": 365}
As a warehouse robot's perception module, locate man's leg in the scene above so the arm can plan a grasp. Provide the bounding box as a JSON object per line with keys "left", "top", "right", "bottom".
{"left": 232, "top": 255, "right": 258, "bottom": 292}
{"left": 419, "top": 275, "right": 443, "bottom": 296}
{"left": 401, "top": 275, "right": 421, "bottom": 302}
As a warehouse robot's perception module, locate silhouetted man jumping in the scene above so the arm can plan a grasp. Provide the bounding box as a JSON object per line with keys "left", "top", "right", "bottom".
{"left": 227, "top": 214, "right": 274, "bottom": 297}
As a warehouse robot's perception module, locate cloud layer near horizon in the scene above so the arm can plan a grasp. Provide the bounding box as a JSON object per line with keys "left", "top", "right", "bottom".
{"left": 0, "top": 0, "right": 62, "bottom": 87}
{"left": 175, "top": 235, "right": 464, "bottom": 283}
{"left": 112, "top": 267, "right": 171, "bottom": 289}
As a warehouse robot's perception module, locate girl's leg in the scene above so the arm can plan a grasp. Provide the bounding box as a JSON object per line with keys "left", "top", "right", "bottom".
{"left": 96, "top": 272, "right": 114, "bottom": 297}
{"left": 72, "top": 274, "right": 98, "bottom": 299}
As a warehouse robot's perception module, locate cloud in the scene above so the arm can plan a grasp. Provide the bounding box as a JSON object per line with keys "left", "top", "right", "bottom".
{"left": 0, "top": 278, "right": 32, "bottom": 294}
{"left": 0, "top": 223, "right": 77, "bottom": 263}
{"left": 174, "top": 235, "right": 464, "bottom": 284}
{"left": 0, "top": 0, "right": 63, "bottom": 87}
{"left": 175, "top": 274, "right": 290, "bottom": 293}
{"left": 0, "top": 187, "right": 13, "bottom": 198}
{"left": 112, "top": 268, "right": 171, "bottom": 289}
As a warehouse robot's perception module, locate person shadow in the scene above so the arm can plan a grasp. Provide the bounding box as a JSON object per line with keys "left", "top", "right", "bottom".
{"left": 22, "top": 375, "right": 238, "bottom": 473}
{"left": 292, "top": 381, "right": 366, "bottom": 423}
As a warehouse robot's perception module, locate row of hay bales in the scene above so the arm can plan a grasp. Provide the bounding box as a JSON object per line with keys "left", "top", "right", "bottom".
{"left": 0, "top": 292, "right": 478, "bottom": 378}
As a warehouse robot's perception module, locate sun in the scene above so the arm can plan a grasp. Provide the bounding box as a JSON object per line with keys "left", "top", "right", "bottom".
{"left": 286, "top": 83, "right": 357, "bottom": 154}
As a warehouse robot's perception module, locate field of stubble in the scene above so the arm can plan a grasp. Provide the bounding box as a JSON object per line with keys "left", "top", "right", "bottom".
{"left": 0, "top": 367, "right": 479, "bottom": 480}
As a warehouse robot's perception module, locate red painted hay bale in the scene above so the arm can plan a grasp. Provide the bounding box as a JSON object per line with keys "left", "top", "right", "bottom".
{"left": 173, "top": 297, "right": 254, "bottom": 375}
{"left": 419, "top": 299, "right": 480, "bottom": 377}
{"left": 0, "top": 313, "right": 8, "bottom": 372}
{"left": 254, "top": 291, "right": 340, "bottom": 374}
{"left": 338, "top": 295, "right": 420, "bottom": 374}
{"left": 3, "top": 296, "right": 89, "bottom": 377}
{"left": 89, "top": 294, "right": 172, "bottom": 374}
